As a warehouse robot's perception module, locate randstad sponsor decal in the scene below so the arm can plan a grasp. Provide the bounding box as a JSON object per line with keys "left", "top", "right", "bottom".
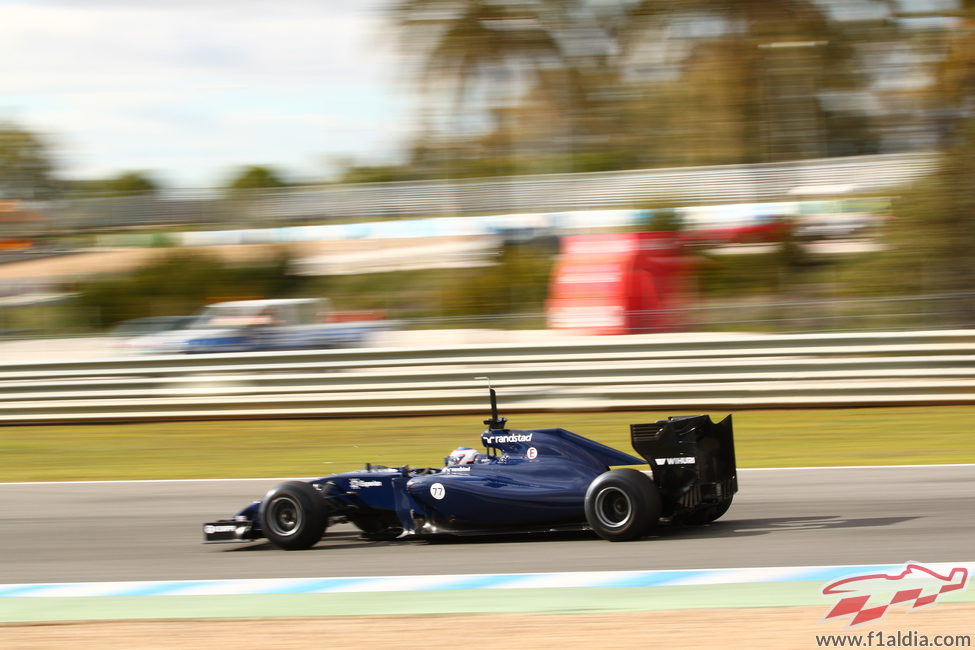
{"left": 484, "top": 433, "right": 534, "bottom": 445}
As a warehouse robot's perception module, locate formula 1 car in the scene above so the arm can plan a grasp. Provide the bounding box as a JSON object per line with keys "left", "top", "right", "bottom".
{"left": 203, "top": 389, "right": 737, "bottom": 549}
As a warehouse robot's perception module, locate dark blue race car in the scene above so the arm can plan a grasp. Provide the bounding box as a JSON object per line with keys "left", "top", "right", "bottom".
{"left": 203, "top": 390, "right": 738, "bottom": 550}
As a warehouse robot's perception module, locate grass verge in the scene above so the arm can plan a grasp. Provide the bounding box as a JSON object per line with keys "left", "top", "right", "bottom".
{"left": 2, "top": 406, "right": 974, "bottom": 482}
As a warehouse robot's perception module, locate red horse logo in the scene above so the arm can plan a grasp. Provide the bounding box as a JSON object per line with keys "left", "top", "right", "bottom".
{"left": 822, "top": 563, "right": 968, "bottom": 627}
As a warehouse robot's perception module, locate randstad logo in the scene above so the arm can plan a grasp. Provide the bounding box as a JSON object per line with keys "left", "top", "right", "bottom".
{"left": 483, "top": 433, "right": 533, "bottom": 445}
{"left": 821, "top": 562, "right": 968, "bottom": 627}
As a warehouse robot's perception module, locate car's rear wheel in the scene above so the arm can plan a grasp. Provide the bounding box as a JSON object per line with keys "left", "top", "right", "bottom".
{"left": 584, "top": 468, "right": 661, "bottom": 541}
{"left": 259, "top": 481, "right": 327, "bottom": 550}
{"left": 679, "top": 497, "right": 733, "bottom": 525}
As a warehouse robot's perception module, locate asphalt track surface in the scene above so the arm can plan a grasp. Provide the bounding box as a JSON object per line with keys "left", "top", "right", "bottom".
{"left": 2, "top": 465, "right": 973, "bottom": 585}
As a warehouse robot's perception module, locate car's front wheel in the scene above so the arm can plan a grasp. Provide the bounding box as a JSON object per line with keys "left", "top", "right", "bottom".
{"left": 584, "top": 468, "right": 662, "bottom": 541}
{"left": 259, "top": 481, "right": 327, "bottom": 550}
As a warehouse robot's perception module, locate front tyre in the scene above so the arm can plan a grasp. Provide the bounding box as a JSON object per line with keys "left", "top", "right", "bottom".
{"left": 584, "top": 468, "right": 662, "bottom": 541}
{"left": 259, "top": 481, "right": 327, "bottom": 550}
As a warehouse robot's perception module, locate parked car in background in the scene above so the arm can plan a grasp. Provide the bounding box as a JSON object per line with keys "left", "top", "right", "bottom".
{"left": 124, "top": 298, "right": 396, "bottom": 354}
{"left": 109, "top": 315, "right": 197, "bottom": 338}
{"left": 676, "top": 205, "right": 792, "bottom": 247}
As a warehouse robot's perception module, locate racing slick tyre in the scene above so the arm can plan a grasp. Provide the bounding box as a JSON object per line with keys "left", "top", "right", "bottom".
{"left": 678, "top": 497, "right": 733, "bottom": 526}
{"left": 584, "top": 468, "right": 662, "bottom": 542}
{"left": 259, "top": 481, "right": 328, "bottom": 550}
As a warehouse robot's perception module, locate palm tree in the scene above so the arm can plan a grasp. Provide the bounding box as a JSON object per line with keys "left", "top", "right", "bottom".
{"left": 392, "top": 1, "right": 579, "bottom": 174}
{"left": 617, "top": 0, "right": 866, "bottom": 164}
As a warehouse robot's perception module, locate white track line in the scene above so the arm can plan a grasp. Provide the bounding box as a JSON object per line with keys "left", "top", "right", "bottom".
{"left": 3, "top": 562, "right": 974, "bottom": 598}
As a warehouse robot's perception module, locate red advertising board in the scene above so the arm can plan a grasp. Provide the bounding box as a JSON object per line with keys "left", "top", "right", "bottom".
{"left": 546, "top": 232, "right": 688, "bottom": 335}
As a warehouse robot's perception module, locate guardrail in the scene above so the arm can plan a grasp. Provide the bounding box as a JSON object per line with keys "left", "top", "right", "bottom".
{"left": 1, "top": 329, "right": 974, "bottom": 424}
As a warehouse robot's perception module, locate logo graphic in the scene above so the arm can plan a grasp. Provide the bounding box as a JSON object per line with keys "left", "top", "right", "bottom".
{"left": 822, "top": 563, "right": 968, "bottom": 627}
{"left": 349, "top": 479, "right": 382, "bottom": 489}
{"left": 483, "top": 432, "right": 533, "bottom": 445}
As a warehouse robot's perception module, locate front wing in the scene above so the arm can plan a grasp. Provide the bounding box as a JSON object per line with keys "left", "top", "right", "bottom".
{"left": 203, "top": 519, "right": 260, "bottom": 543}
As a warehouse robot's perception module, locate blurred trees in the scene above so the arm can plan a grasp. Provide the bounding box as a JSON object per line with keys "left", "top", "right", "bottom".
{"left": 394, "top": 0, "right": 575, "bottom": 176}
{"left": 894, "top": 126, "right": 975, "bottom": 297}
{"left": 928, "top": 5, "right": 975, "bottom": 146}
{"left": 225, "top": 165, "right": 286, "bottom": 190}
{"left": 855, "top": 4, "right": 975, "bottom": 324}
{"left": 69, "top": 171, "right": 159, "bottom": 197}
{"left": 389, "top": 0, "right": 891, "bottom": 176}
{"left": 435, "top": 241, "right": 554, "bottom": 319}
{"left": 0, "top": 122, "right": 59, "bottom": 200}
{"left": 75, "top": 249, "right": 303, "bottom": 329}
{"left": 337, "top": 163, "right": 416, "bottom": 184}
{"left": 107, "top": 171, "right": 158, "bottom": 196}
{"left": 622, "top": 0, "right": 873, "bottom": 164}
{"left": 835, "top": 128, "right": 975, "bottom": 325}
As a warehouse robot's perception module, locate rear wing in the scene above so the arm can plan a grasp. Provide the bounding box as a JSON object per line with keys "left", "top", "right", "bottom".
{"left": 629, "top": 415, "right": 737, "bottom": 515}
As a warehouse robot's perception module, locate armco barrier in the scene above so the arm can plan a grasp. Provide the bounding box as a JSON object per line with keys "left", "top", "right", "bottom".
{"left": 0, "top": 330, "right": 974, "bottom": 423}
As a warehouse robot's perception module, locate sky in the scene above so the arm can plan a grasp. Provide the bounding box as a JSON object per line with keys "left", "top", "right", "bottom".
{"left": 0, "top": 0, "right": 415, "bottom": 188}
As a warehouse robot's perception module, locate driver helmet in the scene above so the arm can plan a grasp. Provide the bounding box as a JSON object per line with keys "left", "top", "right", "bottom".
{"left": 446, "top": 446, "right": 479, "bottom": 466}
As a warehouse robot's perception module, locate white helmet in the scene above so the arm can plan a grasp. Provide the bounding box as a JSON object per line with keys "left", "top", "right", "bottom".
{"left": 446, "top": 446, "right": 479, "bottom": 466}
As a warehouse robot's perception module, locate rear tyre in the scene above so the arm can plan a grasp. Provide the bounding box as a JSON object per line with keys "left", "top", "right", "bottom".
{"left": 259, "top": 481, "right": 327, "bottom": 550}
{"left": 584, "top": 468, "right": 661, "bottom": 541}
{"left": 679, "top": 497, "right": 733, "bottom": 525}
